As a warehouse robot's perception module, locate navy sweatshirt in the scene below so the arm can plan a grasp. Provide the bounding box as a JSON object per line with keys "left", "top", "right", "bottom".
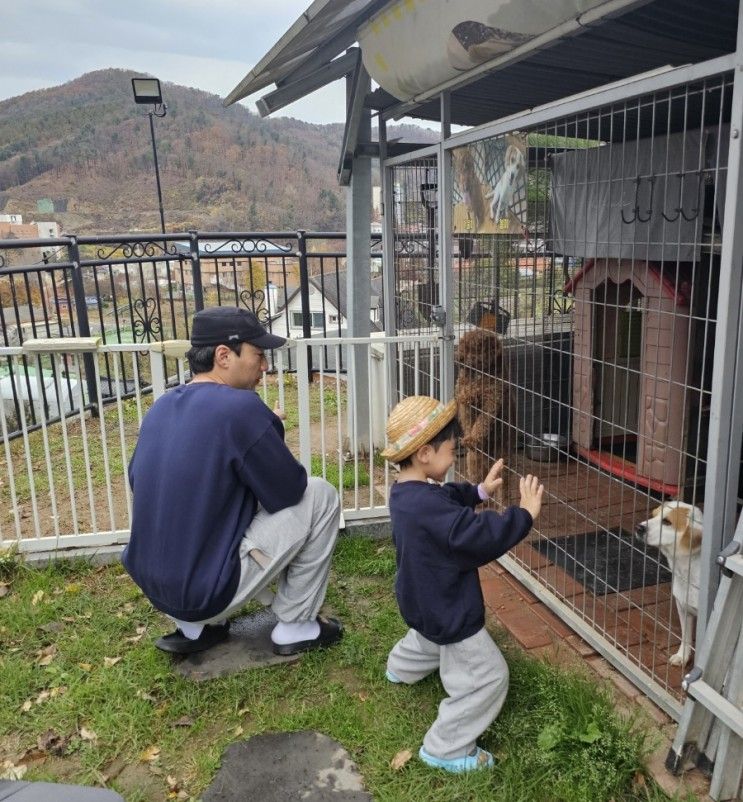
{"left": 122, "top": 382, "right": 307, "bottom": 621}
{"left": 389, "top": 480, "right": 533, "bottom": 645}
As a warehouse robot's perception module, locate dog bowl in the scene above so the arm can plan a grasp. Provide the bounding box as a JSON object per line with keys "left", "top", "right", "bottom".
{"left": 525, "top": 433, "right": 567, "bottom": 462}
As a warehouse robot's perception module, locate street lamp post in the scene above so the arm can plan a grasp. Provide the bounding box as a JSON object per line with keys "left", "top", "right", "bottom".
{"left": 131, "top": 77, "right": 167, "bottom": 234}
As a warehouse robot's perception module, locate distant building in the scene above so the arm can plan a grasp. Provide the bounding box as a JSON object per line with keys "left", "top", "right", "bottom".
{"left": 270, "top": 269, "right": 384, "bottom": 340}
{"left": 0, "top": 213, "right": 23, "bottom": 224}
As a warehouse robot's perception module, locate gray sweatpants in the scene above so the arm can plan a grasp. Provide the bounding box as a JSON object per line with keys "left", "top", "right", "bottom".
{"left": 387, "top": 626, "right": 509, "bottom": 760}
{"left": 190, "top": 477, "right": 341, "bottom": 626}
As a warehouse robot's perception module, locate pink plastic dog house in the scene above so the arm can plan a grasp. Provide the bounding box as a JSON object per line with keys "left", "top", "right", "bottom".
{"left": 565, "top": 258, "right": 692, "bottom": 495}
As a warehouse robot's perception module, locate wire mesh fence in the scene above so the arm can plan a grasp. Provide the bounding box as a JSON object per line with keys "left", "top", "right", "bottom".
{"left": 390, "top": 70, "right": 740, "bottom": 709}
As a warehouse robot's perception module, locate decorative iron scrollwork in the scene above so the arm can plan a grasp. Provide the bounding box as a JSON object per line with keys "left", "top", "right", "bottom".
{"left": 95, "top": 240, "right": 178, "bottom": 261}
{"left": 202, "top": 237, "right": 294, "bottom": 256}
{"left": 132, "top": 297, "right": 162, "bottom": 342}
{"left": 239, "top": 289, "right": 269, "bottom": 324}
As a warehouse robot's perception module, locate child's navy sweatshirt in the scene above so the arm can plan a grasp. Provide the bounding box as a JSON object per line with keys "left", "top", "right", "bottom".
{"left": 389, "top": 480, "right": 533, "bottom": 645}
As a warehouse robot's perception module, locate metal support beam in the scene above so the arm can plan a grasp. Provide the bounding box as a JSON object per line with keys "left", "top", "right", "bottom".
{"left": 438, "top": 92, "right": 454, "bottom": 404}
{"left": 380, "top": 119, "right": 399, "bottom": 408}
{"left": 256, "top": 49, "right": 359, "bottom": 117}
{"left": 698, "top": 8, "right": 743, "bottom": 639}
{"left": 338, "top": 59, "right": 370, "bottom": 186}
{"left": 345, "top": 70, "right": 373, "bottom": 453}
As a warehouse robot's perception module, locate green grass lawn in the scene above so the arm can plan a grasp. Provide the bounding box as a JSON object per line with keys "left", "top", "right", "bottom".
{"left": 0, "top": 538, "right": 683, "bottom": 802}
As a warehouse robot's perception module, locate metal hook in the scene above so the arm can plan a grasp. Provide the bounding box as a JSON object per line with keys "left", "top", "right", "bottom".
{"left": 661, "top": 171, "right": 683, "bottom": 223}
{"left": 621, "top": 176, "right": 654, "bottom": 224}
{"left": 621, "top": 176, "right": 642, "bottom": 224}
{"left": 680, "top": 170, "right": 703, "bottom": 222}
{"left": 636, "top": 175, "right": 654, "bottom": 223}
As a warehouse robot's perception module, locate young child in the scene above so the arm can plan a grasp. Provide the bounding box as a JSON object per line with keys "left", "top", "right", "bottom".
{"left": 381, "top": 395, "right": 544, "bottom": 773}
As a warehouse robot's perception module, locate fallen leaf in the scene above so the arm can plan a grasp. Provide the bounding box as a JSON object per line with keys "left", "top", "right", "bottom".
{"left": 172, "top": 716, "right": 194, "bottom": 728}
{"left": 0, "top": 760, "right": 27, "bottom": 780}
{"left": 36, "top": 644, "right": 57, "bottom": 666}
{"left": 136, "top": 690, "right": 156, "bottom": 702}
{"left": 20, "top": 699, "right": 32, "bottom": 712}
{"left": 125, "top": 633, "right": 144, "bottom": 644}
{"left": 31, "top": 590, "right": 45, "bottom": 606}
{"left": 140, "top": 745, "right": 161, "bottom": 762}
{"left": 237, "top": 706, "right": 250, "bottom": 716}
{"left": 233, "top": 725, "right": 244, "bottom": 737}
{"left": 166, "top": 775, "right": 178, "bottom": 788}
{"left": 136, "top": 625, "right": 147, "bottom": 634}
{"left": 78, "top": 662, "right": 93, "bottom": 672}
{"left": 35, "top": 690, "right": 51, "bottom": 704}
{"left": 103, "top": 656, "right": 122, "bottom": 667}
{"left": 122, "top": 602, "right": 136, "bottom": 613}
{"left": 64, "top": 582, "right": 82, "bottom": 594}
{"left": 356, "top": 692, "right": 369, "bottom": 702}
{"left": 79, "top": 727, "right": 98, "bottom": 742}
{"left": 0, "top": 583, "right": 10, "bottom": 598}
{"left": 390, "top": 749, "right": 413, "bottom": 771}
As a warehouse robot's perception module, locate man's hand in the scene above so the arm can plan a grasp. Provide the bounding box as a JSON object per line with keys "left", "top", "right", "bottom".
{"left": 481, "top": 458, "right": 505, "bottom": 498}
{"left": 519, "top": 474, "right": 544, "bottom": 520}
{"left": 273, "top": 405, "right": 287, "bottom": 421}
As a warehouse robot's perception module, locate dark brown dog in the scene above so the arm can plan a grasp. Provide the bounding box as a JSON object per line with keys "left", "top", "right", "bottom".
{"left": 455, "top": 328, "right": 514, "bottom": 504}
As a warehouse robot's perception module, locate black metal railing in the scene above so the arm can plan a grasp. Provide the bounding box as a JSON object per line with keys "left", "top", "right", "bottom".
{"left": 1, "top": 229, "right": 383, "bottom": 438}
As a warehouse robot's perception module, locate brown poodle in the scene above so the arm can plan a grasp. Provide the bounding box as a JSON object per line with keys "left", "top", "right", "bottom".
{"left": 455, "top": 328, "right": 515, "bottom": 505}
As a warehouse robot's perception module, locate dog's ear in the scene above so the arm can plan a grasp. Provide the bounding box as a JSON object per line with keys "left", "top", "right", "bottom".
{"left": 679, "top": 516, "right": 703, "bottom": 554}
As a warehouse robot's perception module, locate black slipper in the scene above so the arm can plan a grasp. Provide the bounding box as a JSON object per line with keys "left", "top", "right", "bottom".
{"left": 155, "top": 622, "right": 230, "bottom": 654}
{"left": 272, "top": 617, "right": 344, "bottom": 656}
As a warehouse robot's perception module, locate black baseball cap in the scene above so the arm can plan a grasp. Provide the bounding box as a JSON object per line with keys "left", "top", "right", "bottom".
{"left": 190, "top": 306, "right": 287, "bottom": 349}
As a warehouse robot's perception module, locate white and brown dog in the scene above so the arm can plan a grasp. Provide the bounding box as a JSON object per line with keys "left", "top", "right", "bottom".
{"left": 635, "top": 501, "right": 703, "bottom": 667}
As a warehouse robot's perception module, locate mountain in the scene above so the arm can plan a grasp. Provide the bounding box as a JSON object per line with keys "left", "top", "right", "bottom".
{"left": 0, "top": 69, "right": 436, "bottom": 235}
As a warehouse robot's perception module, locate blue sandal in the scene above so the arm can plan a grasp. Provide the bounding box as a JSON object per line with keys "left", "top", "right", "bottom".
{"left": 418, "top": 746, "right": 495, "bottom": 773}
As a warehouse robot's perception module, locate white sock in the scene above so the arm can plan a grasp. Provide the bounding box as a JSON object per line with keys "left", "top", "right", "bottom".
{"left": 171, "top": 619, "right": 204, "bottom": 640}
{"left": 270, "top": 619, "right": 320, "bottom": 645}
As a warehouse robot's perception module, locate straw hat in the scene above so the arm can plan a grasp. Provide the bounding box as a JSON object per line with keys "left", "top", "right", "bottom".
{"left": 381, "top": 396, "right": 458, "bottom": 463}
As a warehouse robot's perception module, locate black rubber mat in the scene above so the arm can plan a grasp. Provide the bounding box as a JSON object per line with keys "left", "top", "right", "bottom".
{"left": 532, "top": 527, "right": 672, "bottom": 595}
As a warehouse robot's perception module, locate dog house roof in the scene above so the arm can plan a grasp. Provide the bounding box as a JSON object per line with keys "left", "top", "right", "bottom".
{"left": 564, "top": 259, "right": 693, "bottom": 306}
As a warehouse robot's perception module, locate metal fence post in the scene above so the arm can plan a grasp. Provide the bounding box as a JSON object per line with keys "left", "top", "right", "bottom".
{"left": 297, "top": 230, "right": 314, "bottom": 378}
{"left": 67, "top": 236, "right": 99, "bottom": 416}
{"left": 189, "top": 230, "right": 204, "bottom": 312}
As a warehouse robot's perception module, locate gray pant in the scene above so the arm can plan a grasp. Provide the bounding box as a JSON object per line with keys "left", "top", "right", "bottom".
{"left": 387, "top": 626, "right": 509, "bottom": 760}
{"left": 193, "top": 477, "right": 341, "bottom": 626}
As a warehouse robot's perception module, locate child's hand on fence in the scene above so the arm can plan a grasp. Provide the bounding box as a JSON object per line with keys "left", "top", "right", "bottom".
{"left": 481, "top": 458, "right": 505, "bottom": 499}
{"left": 273, "top": 405, "right": 287, "bottom": 421}
{"left": 519, "top": 474, "right": 544, "bottom": 520}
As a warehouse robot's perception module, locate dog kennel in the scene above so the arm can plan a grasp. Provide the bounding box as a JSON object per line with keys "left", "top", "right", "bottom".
{"left": 385, "top": 59, "right": 737, "bottom": 716}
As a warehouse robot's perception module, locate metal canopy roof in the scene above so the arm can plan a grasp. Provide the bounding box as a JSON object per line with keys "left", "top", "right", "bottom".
{"left": 225, "top": 0, "right": 739, "bottom": 129}
{"left": 224, "top": 0, "right": 386, "bottom": 106}
{"left": 368, "top": 0, "right": 739, "bottom": 127}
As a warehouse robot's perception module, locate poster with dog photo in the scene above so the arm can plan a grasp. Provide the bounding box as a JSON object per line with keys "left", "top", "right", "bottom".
{"left": 452, "top": 133, "right": 527, "bottom": 237}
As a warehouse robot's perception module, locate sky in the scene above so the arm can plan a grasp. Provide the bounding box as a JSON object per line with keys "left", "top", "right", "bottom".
{"left": 0, "top": 0, "right": 351, "bottom": 124}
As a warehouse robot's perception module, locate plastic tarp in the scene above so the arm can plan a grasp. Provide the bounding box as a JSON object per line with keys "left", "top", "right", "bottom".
{"left": 358, "top": 0, "right": 607, "bottom": 102}
{"left": 550, "top": 129, "right": 712, "bottom": 261}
